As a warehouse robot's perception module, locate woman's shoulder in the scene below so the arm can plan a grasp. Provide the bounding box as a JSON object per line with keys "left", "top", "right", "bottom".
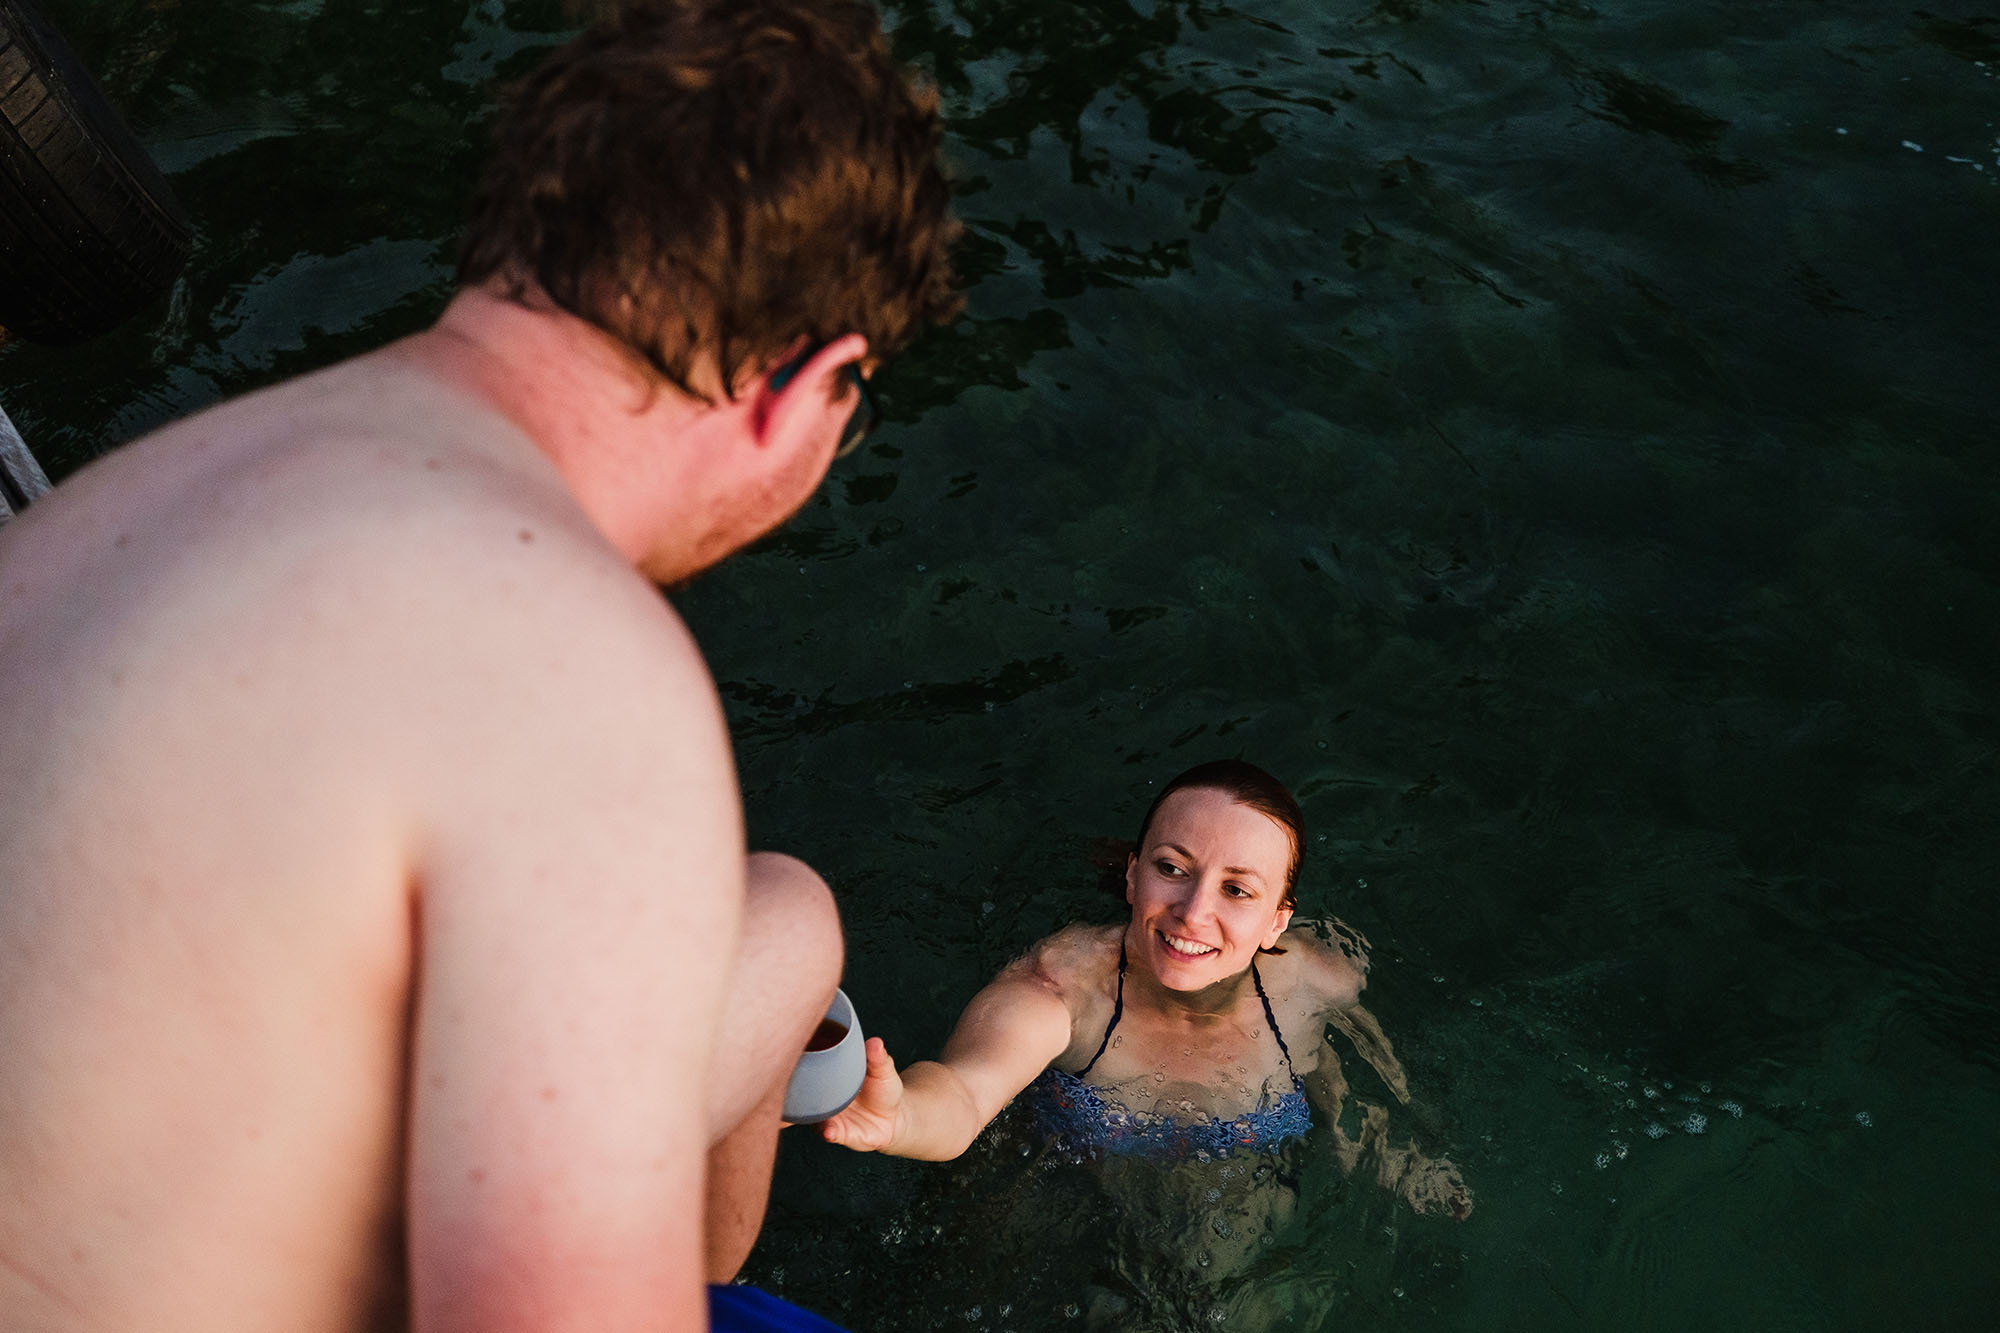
{"left": 972, "top": 924, "right": 1119, "bottom": 1067}
{"left": 1014, "top": 922, "right": 1122, "bottom": 992}
{"left": 1268, "top": 918, "right": 1371, "bottom": 1010}
{"left": 989, "top": 923, "right": 1118, "bottom": 1013}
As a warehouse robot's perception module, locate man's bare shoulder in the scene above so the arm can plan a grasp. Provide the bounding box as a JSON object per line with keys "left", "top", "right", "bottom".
{"left": 163, "top": 353, "right": 698, "bottom": 680}
{"left": 352, "top": 474, "right": 726, "bottom": 839}
{"left": 58, "top": 348, "right": 727, "bottom": 815}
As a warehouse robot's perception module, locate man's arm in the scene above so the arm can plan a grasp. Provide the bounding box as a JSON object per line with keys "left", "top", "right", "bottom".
{"left": 397, "top": 547, "right": 739, "bottom": 1332}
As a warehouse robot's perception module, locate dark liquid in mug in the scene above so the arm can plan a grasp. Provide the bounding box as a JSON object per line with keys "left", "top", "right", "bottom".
{"left": 806, "top": 1018, "right": 848, "bottom": 1052}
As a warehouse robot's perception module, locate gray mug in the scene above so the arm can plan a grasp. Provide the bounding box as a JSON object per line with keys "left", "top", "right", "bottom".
{"left": 783, "top": 987, "right": 865, "bottom": 1123}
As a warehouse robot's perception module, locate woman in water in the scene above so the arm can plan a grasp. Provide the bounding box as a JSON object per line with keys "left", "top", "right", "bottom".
{"left": 822, "top": 759, "right": 1471, "bottom": 1228}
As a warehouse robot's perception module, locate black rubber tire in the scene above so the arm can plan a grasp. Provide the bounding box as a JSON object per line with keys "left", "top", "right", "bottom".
{"left": 0, "top": 0, "right": 191, "bottom": 345}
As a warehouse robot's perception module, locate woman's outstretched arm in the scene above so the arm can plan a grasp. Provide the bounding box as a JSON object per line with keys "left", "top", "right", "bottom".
{"left": 821, "top": 957, "right": 1074, "bottom": 1161}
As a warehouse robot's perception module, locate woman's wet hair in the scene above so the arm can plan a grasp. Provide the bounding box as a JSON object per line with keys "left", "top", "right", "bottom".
{"left": 459, "top": 0, "right": 962, "bottom": 401}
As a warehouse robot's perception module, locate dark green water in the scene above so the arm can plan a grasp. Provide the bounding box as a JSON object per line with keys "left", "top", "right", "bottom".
{"left": 6, "top": 1, "right": 1997, "bottom": 1329}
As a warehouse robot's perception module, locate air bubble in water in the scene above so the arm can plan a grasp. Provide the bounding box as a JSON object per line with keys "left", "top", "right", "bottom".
{"left": 1856, "top": 1110, "right": 1874, "bottom": 1128}
{"left": 1645, "top": 1122, "right": 1667, "bottom": 1139}
{"left": 1683, "top": 1113, "right": 1707, "bottom": 1134}
{"left": 1721, "top": 1100, "right": 1743, "bottom": 1118}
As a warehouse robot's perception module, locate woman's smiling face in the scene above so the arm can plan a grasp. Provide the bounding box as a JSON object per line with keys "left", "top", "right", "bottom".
{"left": 1125, "top": 785, "right": 1295, "bottom": 991}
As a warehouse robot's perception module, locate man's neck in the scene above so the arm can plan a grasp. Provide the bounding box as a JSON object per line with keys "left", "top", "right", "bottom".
{"left": 384, "top": 286, "right": 738, "bottom": 585}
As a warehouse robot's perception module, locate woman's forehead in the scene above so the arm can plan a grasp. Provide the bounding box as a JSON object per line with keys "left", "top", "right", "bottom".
{"left": 1144, "top": 787, "right": 1293, "bottom": 869}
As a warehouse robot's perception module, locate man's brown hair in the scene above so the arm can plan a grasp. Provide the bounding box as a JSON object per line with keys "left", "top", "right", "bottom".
{"left": 460, "top": 0, "right": 961, "bottom": 399}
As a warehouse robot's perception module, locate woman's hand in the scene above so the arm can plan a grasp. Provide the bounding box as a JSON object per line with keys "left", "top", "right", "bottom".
{"left": 814, "top": 953, "right": 1075, "bottom": 1161}
{"left": 1402, "top": 1155, "right": 1474, "bottom": 1222}
{"left": 820, "top": 1037, "right": 905, "bottom": 1153}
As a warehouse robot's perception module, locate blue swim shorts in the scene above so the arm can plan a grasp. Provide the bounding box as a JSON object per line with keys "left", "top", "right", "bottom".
{"left": 708, "top": 1283, "right": 849, "bottom": 1332}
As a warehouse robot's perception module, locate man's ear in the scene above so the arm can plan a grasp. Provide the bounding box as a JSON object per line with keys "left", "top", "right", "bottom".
{"left": 752, "top": 333, "right": 869, "bottom": 453}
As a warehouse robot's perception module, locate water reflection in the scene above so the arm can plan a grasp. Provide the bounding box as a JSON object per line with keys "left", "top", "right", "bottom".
{"left": 877, "top": 0, "right": 1369, "bottom": 420}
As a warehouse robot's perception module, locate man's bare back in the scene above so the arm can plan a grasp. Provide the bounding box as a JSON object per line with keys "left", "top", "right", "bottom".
{"left": 0, "top": 5, "right": 961, "bottom": 1328}
{"left": 0, "top": 349, "right": 749, "bottom": 1328}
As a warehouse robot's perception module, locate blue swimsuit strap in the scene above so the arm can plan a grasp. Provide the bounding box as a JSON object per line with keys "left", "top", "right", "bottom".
{"left": 1075, "top": 938, "right": 1127, "bottom": 1078}
{"left": 1250, "top": 959, "right": 1306, "bottom": 1094}
{"left": 1076, "top": 938, "right": 1303, "bottom": 1093}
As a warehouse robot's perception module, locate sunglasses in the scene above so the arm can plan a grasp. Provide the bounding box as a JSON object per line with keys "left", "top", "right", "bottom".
{"left": 766, "top": 345, "right": 880, "bottom": 459}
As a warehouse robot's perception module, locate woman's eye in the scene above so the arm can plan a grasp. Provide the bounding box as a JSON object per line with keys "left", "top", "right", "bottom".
{"left": 1225, "top": 882, "right": 1250, "bottom": 898}
{"left": 1155, "top": 860, "right": 1184, "bottom": 877}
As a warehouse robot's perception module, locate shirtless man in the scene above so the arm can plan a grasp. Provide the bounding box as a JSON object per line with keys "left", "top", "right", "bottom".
{"left": 0, "top": 3, "right": 957, "bottom": 1330}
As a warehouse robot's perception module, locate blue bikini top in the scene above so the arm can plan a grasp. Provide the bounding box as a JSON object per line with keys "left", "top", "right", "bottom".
{"left": 1024, "top": 941, "right": 1312, "bottom": 1161}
